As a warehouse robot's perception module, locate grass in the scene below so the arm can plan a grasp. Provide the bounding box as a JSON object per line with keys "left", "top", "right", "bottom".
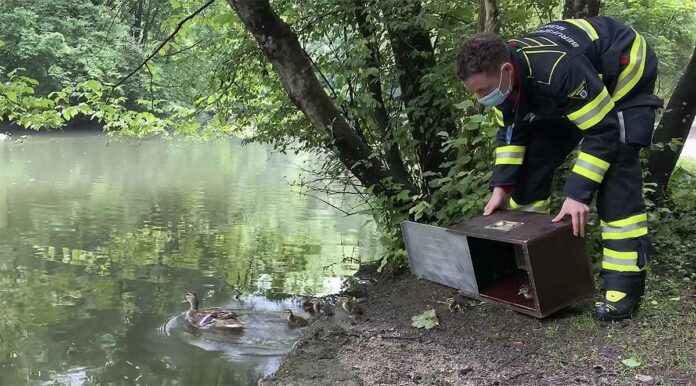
{"left": 527, "top": 170, "right": 696, "bottom": 383}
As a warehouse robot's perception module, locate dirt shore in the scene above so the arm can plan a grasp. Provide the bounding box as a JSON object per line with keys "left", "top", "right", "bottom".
{"left": 260, "top": 265, "right": 695, "bottom": 386}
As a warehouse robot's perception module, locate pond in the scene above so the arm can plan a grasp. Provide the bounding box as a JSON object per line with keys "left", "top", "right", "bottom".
{"left": 0, "top": 132, "right": 379, "bottom": 385}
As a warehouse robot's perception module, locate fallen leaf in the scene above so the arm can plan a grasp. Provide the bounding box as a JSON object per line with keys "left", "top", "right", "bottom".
{"left": 635, "top": 374, "right": 654, "bottom": 383}
{"left": 411, "top": 309, "right": 439, "bottom": 330}
{"left": 621, "top": 358, "right": 642, "bottom": 368}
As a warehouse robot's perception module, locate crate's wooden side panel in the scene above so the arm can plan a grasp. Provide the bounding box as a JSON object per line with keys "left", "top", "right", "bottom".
{"left": 401, "top": 221, "right": 479, "bottom": 295}
{"left": 527, "top": 227, "right": 594, "bottom": 316}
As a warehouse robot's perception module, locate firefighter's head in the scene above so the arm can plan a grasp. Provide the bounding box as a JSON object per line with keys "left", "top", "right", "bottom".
{"left": 456, "top": 32, "right": 514, "bottom": 106}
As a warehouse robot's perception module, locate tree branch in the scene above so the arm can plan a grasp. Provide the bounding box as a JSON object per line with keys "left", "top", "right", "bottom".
{"left": 112, "top": 0, "right": 217, "bottom": 90}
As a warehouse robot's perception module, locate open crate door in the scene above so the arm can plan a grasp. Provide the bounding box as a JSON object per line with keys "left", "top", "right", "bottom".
{"left": 401, "top": 221, "right": 479, "bottom": 295}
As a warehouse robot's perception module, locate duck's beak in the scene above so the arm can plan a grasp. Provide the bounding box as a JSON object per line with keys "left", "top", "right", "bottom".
{"left": 182, "top": 299, "right": 189, "bottom": 303}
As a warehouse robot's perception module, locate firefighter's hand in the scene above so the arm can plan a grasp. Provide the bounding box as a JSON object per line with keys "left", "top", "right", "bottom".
{"left": 551, "top": 197, "right": 589, "bottom": 237}
{"left": 483, "top": 187, "right": 508, "bottom": 216}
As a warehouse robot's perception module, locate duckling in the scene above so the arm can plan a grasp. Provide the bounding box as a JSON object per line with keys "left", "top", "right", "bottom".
{"left": 182, "top": 292, "right": 244, "bottom": 330}
{"left": 518, "top": 284, "right": 534, "bottom": 300}
{"left": 317, "top": 300, "right": 335, "bottom": 317}
{"left": 339, "top": 296, "right": 363, "bottom": 317}
{"left": 446, "top": 291, "right": 470, "bottom": 312}
{"left": 301, "top": 298, "right": 322, "bottom": 314}
{"left": 284, "top": 309, "right": 310, "bottom": 328}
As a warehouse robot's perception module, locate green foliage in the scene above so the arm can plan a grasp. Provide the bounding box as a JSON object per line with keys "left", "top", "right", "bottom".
{"left": 0, "top": 0, "right": 143, "bottom": 93}
{"left": 649, "top": 165, "right": 696, "bottom": 278}
{"left": 0, "top": 0, "right": 694, "bottom": 273}
{"left": 603, "top": 0, "right": 696, "bottom": 96}
{"left": 411, "top": 308, "right": 439, "bottom": 329}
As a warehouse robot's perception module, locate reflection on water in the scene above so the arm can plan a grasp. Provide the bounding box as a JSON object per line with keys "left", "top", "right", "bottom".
{"left": 0, "top": 133, "right": 379, "bottom": 385}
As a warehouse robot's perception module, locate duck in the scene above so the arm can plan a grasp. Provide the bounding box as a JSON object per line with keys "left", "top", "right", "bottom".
{"left": 446, "top": 291, "right": 470, "bottom": 312}
{"left": 182, "top": 292, "right": 244, "bottom": 330}
{"left": 317, "top": 300, "right": 335, "bottom": 317}
{"left": 301, "top": 298, "right": 322, "bottom": 314}
{"left": 518, "top": 284, "right": 534, "bottom": 300}
{"left": 284, "top": 309, "right": 310, "bottom": 328}
{"left": 339, "top": 296, "right": 363, "bottom": 317}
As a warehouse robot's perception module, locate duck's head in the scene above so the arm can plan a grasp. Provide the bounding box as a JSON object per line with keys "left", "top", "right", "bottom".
{"left": 183, "top": 292, "right": 199, "bottom": 309}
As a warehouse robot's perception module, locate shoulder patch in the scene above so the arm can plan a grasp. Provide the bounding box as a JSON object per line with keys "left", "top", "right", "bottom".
{"left": 568, "top": 79, "right": 589, "bottom": 100}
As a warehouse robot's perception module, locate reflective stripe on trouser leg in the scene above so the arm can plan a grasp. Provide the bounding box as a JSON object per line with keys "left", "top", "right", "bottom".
{"left": 506, "top": 196, "right": 550, "bottom": 214}
{"left": 601, "top": 213, "right": 648, "bottom": 240}
{"left": 602, "top": 247, "right": 641, "bottom": 272}
{"left": 600, "top": 213, "right": 649, "bottom": 274}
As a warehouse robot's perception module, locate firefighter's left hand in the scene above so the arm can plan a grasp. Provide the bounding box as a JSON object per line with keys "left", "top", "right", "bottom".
{"left": 551, "top": 197, "right": 589, "bottom": 237}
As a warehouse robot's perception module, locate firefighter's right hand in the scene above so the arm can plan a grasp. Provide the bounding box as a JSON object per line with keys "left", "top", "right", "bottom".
{"left": 483, "top": 186, "right": 508, "bottom": 216}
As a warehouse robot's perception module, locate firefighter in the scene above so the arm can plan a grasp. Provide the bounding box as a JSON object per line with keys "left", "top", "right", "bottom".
{"left": 456, "top": 16, "right": 661, "bottom": 321}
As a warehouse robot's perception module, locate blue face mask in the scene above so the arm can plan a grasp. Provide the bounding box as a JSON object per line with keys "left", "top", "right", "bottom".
{"left": 477, "top": 65, "right": 512, "bottom": 107}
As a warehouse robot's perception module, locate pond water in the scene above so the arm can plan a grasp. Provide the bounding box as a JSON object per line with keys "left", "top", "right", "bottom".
{"left": 0, "top": 132, "right": 379, "bottom": 385}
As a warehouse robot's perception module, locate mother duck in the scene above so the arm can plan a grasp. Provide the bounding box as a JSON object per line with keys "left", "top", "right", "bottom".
{"left": 182, "top": 292, "right": 244, "bottom": 330}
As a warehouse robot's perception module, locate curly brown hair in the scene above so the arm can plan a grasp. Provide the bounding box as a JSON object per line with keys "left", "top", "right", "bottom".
{"left": 456, "top": 32, "right": 509, "bottom": 81}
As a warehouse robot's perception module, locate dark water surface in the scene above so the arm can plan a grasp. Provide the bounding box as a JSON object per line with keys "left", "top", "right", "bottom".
{"left": 0, "top": 133, "right": 379, "bottom": 385}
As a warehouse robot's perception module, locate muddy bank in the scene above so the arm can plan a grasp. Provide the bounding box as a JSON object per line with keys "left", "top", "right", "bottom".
{"left": 260, "top": 268, "right": 695, "bottom": 386}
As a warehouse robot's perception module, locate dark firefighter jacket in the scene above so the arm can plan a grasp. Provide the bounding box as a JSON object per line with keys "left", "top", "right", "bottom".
{"left": 490, "top": 16, "right": 661, "bottom": 204}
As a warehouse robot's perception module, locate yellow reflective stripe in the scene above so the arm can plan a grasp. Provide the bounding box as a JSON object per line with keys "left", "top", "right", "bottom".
{"left": 577, "top": 152, "right": 610, "bottom": 171}
{"left": 573, "top": 152, "right": 609, "bottom": 182}
{"left": 601, "top": 213, "right": 649, "bottom": 240}
{"left": 509, "top": 39, "right": 529, "bottom": 47}
{"left": 602, "top": 248, "right": 641, "bottom": 272}
{"left": 524, "top": 37, "right": 543, "bottom": 46}
{"left": 566, "top": 19, "right": 599, "bottom": 41}
{"left": 496, "top": 145, "right": 525, "bottom": 153}
{"left": 600, "top": 213, "right": 647, "bottom": 227}
{"left": 603, "top": 248, "right": 637, "bottom": 260}
{"left": 496, "top": 158, "right": 523, "bottom": 165}
{"left": 602, "top": 261, "right": 641, "bottom": 272}
{"left": 495, "top": 145, "right": 525, "bottom": 165}
{"left": 493, "top": 107, "right": 504, "bottom": 126}
{"left": 567, "top": 87, "right": 615, "bottom": 130}
{"left": 572, "top": 164, "right": 603, "bottom": 183}
{"left": 601, "top": 227, "right": 648, "bottom": 240}
{"left": 601, "top": 213, "right": 648, "bottom": 238}
{"left": 508, "top": 197, "right": 551, "bottom": 213}
{"left": 612, "top": 31, "right": 647, "bottom": 102}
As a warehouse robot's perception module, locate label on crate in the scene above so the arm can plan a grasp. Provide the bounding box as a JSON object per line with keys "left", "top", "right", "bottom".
{"left": 484, "top": 220, "right": 523, "bottom": 232}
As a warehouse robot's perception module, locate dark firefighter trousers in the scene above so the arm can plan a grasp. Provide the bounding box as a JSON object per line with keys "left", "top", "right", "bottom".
{"left": 507, "top": 113, "right": 653, "bottom": 296}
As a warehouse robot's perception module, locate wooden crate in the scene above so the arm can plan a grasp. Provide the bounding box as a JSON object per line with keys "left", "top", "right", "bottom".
{"left": 402, "top": 210, "right": 594, "bottom": 318}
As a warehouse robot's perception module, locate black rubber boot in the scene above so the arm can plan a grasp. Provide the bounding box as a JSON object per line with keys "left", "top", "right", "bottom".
{"left": 593, "top": 292, "right": 641, "bottom": 321}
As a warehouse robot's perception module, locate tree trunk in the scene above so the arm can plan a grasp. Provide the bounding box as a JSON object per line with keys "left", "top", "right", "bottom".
{"left": 646, "top": 45, "right": 696, "bottom": 203}
{"left": 478, "top": 0, "right": 499, "bottom": 34}
{"left": 352, "top": 0, "right": 411, "bottom": 185}
{"left": 133, "top": 0, "right": 144, "bottom": 43}
{"left": 226, "top": 0, "right": 408, "bottom": 195}
{"left": 562, "top": 0, "right": 600, "bottom": 19}
{"left": 382, "top": 0, "right": 457, "bottom": 185}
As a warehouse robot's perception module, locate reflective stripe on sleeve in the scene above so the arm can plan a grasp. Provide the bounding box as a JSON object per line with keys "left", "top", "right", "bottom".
{"left": 567, "top": 87, "right": 615, "bottom": 130}
{"left": 571, "top": 152, "right": 610, "bottom": 183}
{"left": 495, "top": 145, "right": 525, "bottom": 165}
{"left": 565, "top": 19, "right": 599, "bottom": 41}
{"left": 507, "top": 197, "right": 550, "bottom": 214}
{"left": 612, "top": 30, "right": 647, "bottom": 102}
